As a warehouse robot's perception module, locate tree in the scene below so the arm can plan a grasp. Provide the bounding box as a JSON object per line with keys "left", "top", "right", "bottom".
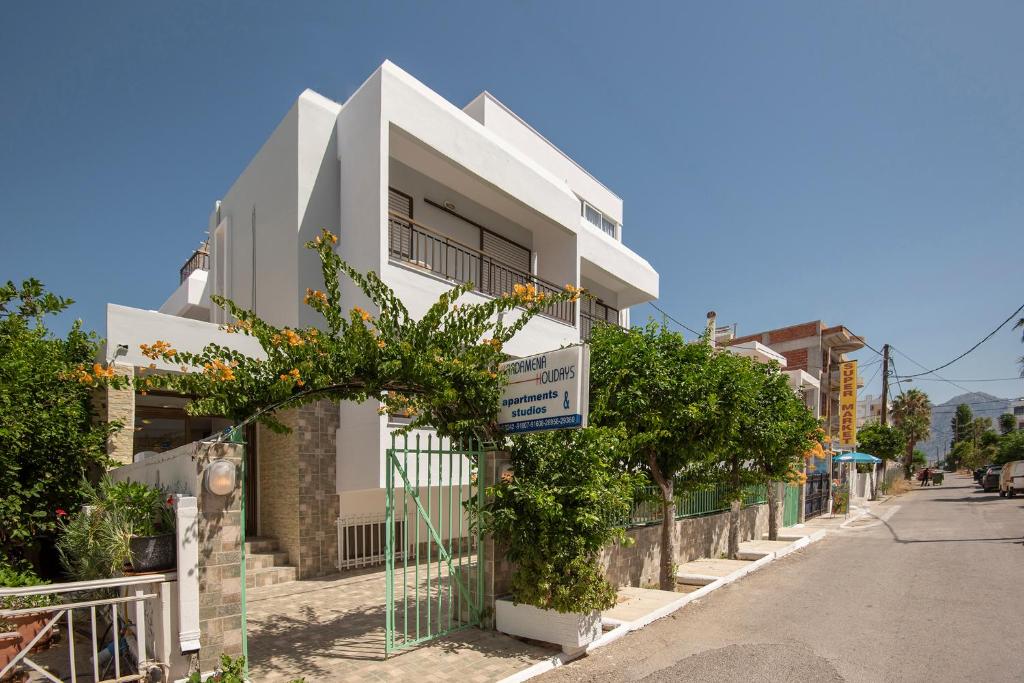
{"left": 0, "top": 279, "right": 119, "bottom": 573}
{"left": 996, "top": 430, "right": 1024, "bottom": 465}
{"left": 891, "top": 389, "right": 932, "bottom": 479}
{"left": 998, "top": 413, "right": 1016, "bottom": 435}
{"left": 857, "top": 423, "right": 905, "bottom": 464}
{"left": 733, "top": 358, "right": 818, "bottom": 542}
{"left": 950, "top": 440, "right": 978, "bottom": 471}
{"left": 950, "top": 404, "right": 973, "bottom": 448}
{"left": 856, "top": 423, "right": 905, "bottom": 496}
{"left": 911, "top": 449, "right": 927, "bottom": 471}
{"left": 588, "top": 323, "right": 746, "bottom": 589}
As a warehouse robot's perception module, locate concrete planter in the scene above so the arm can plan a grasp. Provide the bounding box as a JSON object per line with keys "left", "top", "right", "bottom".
{"left": 495, "top": 598, "right": 601, "bottom": 655}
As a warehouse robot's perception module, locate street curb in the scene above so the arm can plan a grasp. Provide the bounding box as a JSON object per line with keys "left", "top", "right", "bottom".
{"left": 495, "top": 529, "right": 825, "bottom": 683}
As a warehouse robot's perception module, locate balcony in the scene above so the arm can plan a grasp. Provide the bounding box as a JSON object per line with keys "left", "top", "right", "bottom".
{"left": 387, "top": 213, "right": 575, "bottom": 325}
{"left": 179, "top": 246, "right": 209, "bottom": 284}
{"left": 580, "top": 300, "right": 620, "bottom": 341}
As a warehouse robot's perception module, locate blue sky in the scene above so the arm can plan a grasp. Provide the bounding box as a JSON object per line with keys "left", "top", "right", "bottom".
{"left": 1, "top": 1, "right": 1021, "bottom": 405}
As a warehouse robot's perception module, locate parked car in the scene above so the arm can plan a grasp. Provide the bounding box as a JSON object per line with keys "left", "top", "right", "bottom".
{"left": 974, "top": 465, "right": 994, "bottom": 483}
{"left": 998, "top": 461, "right": 1024, "bottom": 498}
{"left": 980, "top": 466, "right": 1002, "bottom": 492}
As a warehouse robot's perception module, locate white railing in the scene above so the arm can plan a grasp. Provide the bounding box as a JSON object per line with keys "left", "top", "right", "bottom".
{"left": 337, "top": 514, "right": 404, "bottom": 570}
{"left": 0, "top": 573, "right": 175, "bottom": 682}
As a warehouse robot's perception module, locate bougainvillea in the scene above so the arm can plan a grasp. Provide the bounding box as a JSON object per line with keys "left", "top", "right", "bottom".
{"left": 79, "top": 229, "right": 579, "bottom": 442}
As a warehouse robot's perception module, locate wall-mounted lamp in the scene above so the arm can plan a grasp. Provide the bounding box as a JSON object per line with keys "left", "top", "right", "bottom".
{"left": 204, "top": 459, "right": 237, "bottom": 496}
{"left": 115, "top": 344, "right": 129, "bottom": 357}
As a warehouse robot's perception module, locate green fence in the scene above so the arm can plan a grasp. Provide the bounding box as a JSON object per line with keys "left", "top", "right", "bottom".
{"left": 783, "top": 483, "right": 800, "bottom": 527}
{"left": 385, "top": 434, "right": 484, "bottom": 654}
{"left": 608, "top": 483, "right": 770, "bottom": 529}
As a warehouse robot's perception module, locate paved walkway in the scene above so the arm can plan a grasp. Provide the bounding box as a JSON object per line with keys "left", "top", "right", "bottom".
{"left": 246, "top": 565, "right": 557, "bottom": 682}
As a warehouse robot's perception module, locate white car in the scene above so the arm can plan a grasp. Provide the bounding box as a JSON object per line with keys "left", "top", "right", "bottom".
{"left": 998, "top": 460, "right": 1024, "bottom": 497}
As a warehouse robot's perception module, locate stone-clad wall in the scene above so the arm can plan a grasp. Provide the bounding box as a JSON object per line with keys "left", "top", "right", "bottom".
{"left": 193, "top": 441, "right": 244, "bottom": 672}
{"left": 257, "top": 400, "right": 339, "bottom": 578}
{"left": 600, "top": 504, "right": 771, "bottom": 588}
{"left": 295, "top": 400, "right": 340, "bottom": 578}
{"left": 257, "top": 415, "right": 301, "bottom": 571}
{"left": 98, "top": 362, "right": 136, "bottom": 465}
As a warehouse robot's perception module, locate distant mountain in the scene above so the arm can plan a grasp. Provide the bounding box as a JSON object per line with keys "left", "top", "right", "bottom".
{"left": 915, "top": 392, "right": 1010, "bottom": 463}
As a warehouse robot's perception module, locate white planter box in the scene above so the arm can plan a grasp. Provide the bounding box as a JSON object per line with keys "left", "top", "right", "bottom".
{"left": 495, "top": 598, "right": 601, "bottom": 655}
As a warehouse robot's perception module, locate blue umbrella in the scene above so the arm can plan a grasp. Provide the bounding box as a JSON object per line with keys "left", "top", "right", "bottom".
{"left": 832, "top": 451, "right": 882, "bottom": 464}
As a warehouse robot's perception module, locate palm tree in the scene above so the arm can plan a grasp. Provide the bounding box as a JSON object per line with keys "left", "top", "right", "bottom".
{"left": 891, "top": 389, "right": 932, "bottom": 479}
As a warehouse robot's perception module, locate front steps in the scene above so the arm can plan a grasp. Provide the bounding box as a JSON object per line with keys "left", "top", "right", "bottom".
{"left": 244, "top": 537, "right": 297, "bottom": 588}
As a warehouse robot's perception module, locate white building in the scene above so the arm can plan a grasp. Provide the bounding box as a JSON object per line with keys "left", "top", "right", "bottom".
{"left": 856, "top": 394, "right": 884, "bottom": 427}
{"left": 99, "top": 61, "right": 659, "bottom": 579}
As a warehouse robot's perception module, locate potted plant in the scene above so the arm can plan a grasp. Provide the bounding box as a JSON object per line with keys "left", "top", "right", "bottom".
{"left": 475, "top": 428, "right": 640, "bottom": 654}
{"left": 57, "top": 479, "right": 176, "bottom": 580}
{"left": 0, "top": 565, "right": 58, "bottom": 669}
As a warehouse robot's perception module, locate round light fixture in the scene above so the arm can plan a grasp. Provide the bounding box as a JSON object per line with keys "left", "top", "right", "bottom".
{"left": 204, "top": 459, "right": 237, "bottom": 496}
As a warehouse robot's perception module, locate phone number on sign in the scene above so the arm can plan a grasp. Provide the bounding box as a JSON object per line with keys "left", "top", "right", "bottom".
{"left": 500, "top": 414, "right": 583, "bottom": 434}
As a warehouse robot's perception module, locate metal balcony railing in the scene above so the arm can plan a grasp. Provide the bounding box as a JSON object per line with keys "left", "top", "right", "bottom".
{"left": 580, "top": 300, "right": 620, "bottom": 341}
{"left": 388, "top": 213, "right": 575, "bottom": 325}
{"left": 179, "top": 247, "right": 209, "bottom": 284}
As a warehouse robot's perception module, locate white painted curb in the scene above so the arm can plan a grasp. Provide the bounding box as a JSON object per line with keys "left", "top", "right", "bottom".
{"left": 496, "top": 529, "right": 826, "bottom": 683}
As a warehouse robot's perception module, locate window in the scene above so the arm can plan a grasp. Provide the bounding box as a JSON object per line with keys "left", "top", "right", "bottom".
{"left": 581, "top": 201, "right": 616, "bottom": 238}
{"left": 1015, "top": 406, "right": 1024, "bottom": 416}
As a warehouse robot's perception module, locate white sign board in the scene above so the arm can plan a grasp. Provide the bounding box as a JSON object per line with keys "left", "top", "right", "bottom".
{"left": 498, "top": 345, "right": 590, "bottom": 434}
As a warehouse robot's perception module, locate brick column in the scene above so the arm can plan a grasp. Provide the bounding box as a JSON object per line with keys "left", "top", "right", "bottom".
{"left": 103, "top": 362, "right": 136, "bottom": 465}
{"left": 193, "top": 441, "right": 244, "bottom": 672}
{"left": 480, "top": 449, "right": 514, "bottom": 629}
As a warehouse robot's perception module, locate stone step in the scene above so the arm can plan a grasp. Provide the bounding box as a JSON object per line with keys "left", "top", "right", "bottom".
{"left": 244, "top": 537, "right": 280, "bottom": 554}
{"left": 245, "top": 552, "right": 291, "bottom": 570}
{"left": 675, "top": 573, "right": 720, "bottom": 587}
{"left": 245, "top": 566, "right": 297, "bottom": 589}
{"left": 761, "top": 532, "right": 807, "bottom": 542}
{"left": 736, "top": 549, "right": 770, "bottom": 561}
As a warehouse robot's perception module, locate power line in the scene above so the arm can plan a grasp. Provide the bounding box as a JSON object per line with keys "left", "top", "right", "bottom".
{"left": 909, "top": 376, "right": 1023, "bottom": 383}
{"left": 897, "top": 302, "right": 1024, "bottom": 379}
{"left": 645, "top": 302, "right": 704, "bottom": 337}
{"left": 890, "top": 345, "right": 973, "bottom": 396}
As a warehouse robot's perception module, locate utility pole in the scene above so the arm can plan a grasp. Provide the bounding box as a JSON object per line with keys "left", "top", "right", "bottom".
{"left": 880, "top": 344, "right": 890, "bottom": 426}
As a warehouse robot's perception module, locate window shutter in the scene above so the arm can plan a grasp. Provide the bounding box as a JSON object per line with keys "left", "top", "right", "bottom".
{"left": 388, "top": 188, "right": 413, "bottom": 259}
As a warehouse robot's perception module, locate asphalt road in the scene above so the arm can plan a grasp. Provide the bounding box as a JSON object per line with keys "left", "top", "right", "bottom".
{"left": 543, "top": 475, "right": 1024, "bottom": 683}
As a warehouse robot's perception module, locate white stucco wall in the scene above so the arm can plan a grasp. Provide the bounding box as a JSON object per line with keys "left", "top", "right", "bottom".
{"left": 137, "top": 60, "right": 660, "bottom": 505}
{"left": 104, "top": 303, "right": 265, "bottom": 370}
{"left": 158, "top": 270, "right": 210, "bottom": 320}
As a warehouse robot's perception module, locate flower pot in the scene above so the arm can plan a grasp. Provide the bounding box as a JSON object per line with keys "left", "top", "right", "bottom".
{"left": 495, "top": 598, "right": 602, "bottom": 655}
{"left": 0, "top": 612, "right": 56, "bottom": 669}
{"left": 129, "top": 532, "right": 176, "bottom": 572}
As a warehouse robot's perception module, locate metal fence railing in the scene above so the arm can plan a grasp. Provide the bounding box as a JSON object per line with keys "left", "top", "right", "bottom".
{"left": 606, "top": 483, "right": 770, "bottom": 530}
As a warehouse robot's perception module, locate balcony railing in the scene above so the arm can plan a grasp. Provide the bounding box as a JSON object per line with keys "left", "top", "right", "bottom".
{"left": 581, "top": 300, "right": 620, "bottom": 341}
{"left": 179, "top": 247, "right": 209, "bottom": 284}
{"left": 388, "top": 213, "right": 575, "bottom": 325}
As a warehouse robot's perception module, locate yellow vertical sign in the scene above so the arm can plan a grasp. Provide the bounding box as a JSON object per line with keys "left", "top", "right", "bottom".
{"left": 839, "top": 360, "right": 858, "bottom": 446}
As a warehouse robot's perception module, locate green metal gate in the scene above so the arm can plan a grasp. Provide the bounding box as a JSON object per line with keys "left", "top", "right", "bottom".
{"left": 385, "top": 434, "right": 484, "bottom": 653}
{"left": 783, "top": 483, "right": 800, "bottom": 527}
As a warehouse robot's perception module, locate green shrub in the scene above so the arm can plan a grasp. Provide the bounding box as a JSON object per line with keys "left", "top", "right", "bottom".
{"left": 56, "top": 478, "right": 175, "bottom": 580}
{"left": 475, "top": 427, "right": 642, "bottom": 614}
{"left": 0, "top": 278, "right": 120, "bottom": 571}
{"left": 0, "top": 564, "right": 56, "bottom": 612}
{"left": 186, "top": 655, "right": 305, "bottom": 683}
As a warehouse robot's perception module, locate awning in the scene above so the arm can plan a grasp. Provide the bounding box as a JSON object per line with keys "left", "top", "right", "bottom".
{"left": 832, "top": 452, "right": 882, "bottom": 464}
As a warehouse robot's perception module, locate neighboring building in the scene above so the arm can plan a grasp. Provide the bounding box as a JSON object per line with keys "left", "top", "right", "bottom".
{"left": 1012, "top": 397, "right": 1024, "bottom": 431}
{"left": 727, "top": 321, "right": 865, "bottom": 443}
{"left": 857, "top": 394, "right": 884, "bottom": 427}
{"left": 725, "top": 339, "right": 822, "bottom": 418}
{"left": 98, "top": 61, "right": 659, "bottom": 580}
